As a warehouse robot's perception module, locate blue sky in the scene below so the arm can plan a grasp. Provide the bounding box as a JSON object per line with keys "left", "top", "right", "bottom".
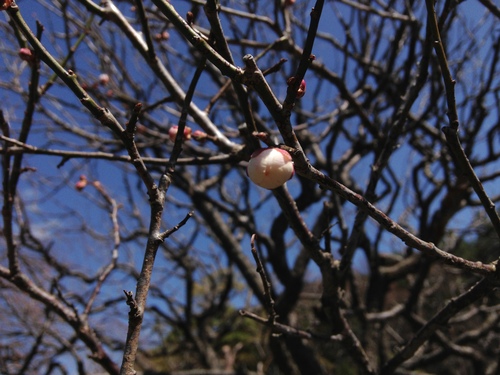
{"left": 2, "top": 0, "right": 500, "bottom": 372}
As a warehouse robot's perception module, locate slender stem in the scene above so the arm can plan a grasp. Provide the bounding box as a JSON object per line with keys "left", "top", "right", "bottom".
{"left": 250, "top": 234, "right": 277, "bottom": 323}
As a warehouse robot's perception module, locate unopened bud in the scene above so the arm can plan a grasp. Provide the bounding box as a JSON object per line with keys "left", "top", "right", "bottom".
{"left": 168, "top": 125, "right": 192, "bottom": 142}
{"left": 98, "top": 73, "right": 110, "bottom": 86}
{"left": 246, "top": 148, "right": 294, "bottom": 189}
{"left": 154, "top": 31, "right": 170, "bottom": 41}
{"left": 192, "top": 130, "right": 208, "bottom": 142}
{"left": 19, "top": 48, "right": 35, "bottom": 63}
{"left": 75, "top": 175, "right": 88, "bottom": 191}
{"left": 296, "top": 79, "right": 306, "bottom": 98}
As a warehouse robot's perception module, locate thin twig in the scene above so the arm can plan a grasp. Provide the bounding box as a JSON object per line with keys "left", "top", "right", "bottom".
{"left": 121, "top": 21, "right": 205, "bottom": 372}
{"left": 0, "top": 136, "right": 241, "bottom": 166}
{"left": 239, "top": 309, "right": 342, "bottom": 341}
{"left": 168, "top": 58, "right": 206, "bottom": 170}
{"left": 83, "top": 182, "right": 121, "bottom": 317}
{"left": 134, "top": 0, "right": 156, "bottom": 60}
{"left": 284, "top": 0, "right": 324, "bottom": 107}
{"left": 250, "top": 234, "right": 277, "bottom": 323}
{"left": 159, "top": 211, "right": 194, "bottom": 240}
{"left": 425, "top": 0, "right": 500, "bottom": 243}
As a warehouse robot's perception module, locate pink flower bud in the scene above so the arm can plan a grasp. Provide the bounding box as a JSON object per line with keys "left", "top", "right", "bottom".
{"left": 154, "top": 31, "right": 170, "bottom": 41}
{"left": 192, "top": 130, "right": 208, "bottom": 142}
{"left": 168, "top": 126, "right": 192, "bottom": 142}
{"left": 296, "top": 79, "right": 306, "bottom": 98}
{"left": 75, "top": 175, "right": 88, "bottom": 191}
{"left": 246, "top": 148, "right": 294, "bottom": 189}
{"left": 18, "top": 48, "right": 35, "bottom": 63}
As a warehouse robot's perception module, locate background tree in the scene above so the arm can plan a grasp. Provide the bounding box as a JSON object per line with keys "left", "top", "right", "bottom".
{"left": 1, "top": 0, "right": 500, "bottom": 374}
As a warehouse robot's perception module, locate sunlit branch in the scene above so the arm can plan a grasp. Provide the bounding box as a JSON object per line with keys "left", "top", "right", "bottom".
{"left": 95, "top": 0, "right": 239, "bottom": 152}
{"left": 204, "top": 0, "right": 260, "bottom": 150}
{"left": 0, "top": 137, "right": 241, "bottom": 166}
{"left": 7, "top": 5, "right": 124, "bottom": 134}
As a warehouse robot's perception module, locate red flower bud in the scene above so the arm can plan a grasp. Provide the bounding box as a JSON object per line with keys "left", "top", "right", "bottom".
{"left": 296, "top": 79, "right": 306, "bottom": 98}
{"left": 75, "top": 175, "right": 88, "bottom": 191}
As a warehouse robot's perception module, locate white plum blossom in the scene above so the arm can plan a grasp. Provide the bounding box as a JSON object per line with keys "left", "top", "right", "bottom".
{"left": 246, "top": 148, "right": 294, "bottom": 189}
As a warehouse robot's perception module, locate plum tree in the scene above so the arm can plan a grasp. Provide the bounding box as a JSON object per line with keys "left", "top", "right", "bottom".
{"left": 1, "top": 0, "right": 500, "bottom": 374}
